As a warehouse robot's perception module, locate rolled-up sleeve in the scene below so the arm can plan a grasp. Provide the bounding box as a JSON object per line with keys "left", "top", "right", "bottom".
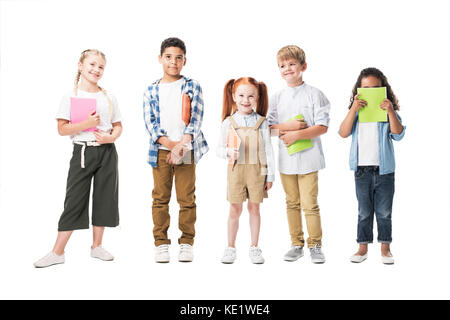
{"left": 143, "top": 88, "right": 166, "bottom": 144}
{"left": 183, "top": 81, "right": 204, "bottom": 141}
{"left": 312, "top": 89, "right": 331, "bottom": 127}
{"left": 390, "top": 112, "right": 406, "bottom": 141}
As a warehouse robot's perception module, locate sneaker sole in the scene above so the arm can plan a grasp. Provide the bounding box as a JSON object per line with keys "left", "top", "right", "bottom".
{"left": 350, "top": 256, "right": 368, "bottom": 263}
{"left": 250, "top": 258, "right": 265, "bottom": 264}
{"left": 283, "top": 254, "right": 304, "bottom": 262}
{"left": 311, "top": 259, "right": 326, "bottom": 264}
{"left": 34, "top": 261, "right": 64, "bottom": 268}
{"left": 178, "top": 259, "right": 193, "bottom": 263}
{"left": 91, "top": 256, "right": 114, "bottom": 261}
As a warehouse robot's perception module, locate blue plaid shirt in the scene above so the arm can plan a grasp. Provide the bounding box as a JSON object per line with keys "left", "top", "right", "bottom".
{"left": 143, "top": 76, "right": 209, "bottom": 167}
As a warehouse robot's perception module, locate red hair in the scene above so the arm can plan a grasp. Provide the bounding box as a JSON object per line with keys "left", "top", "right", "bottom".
{"left": 222, "top": 77, "right": 268, "bottom": 121}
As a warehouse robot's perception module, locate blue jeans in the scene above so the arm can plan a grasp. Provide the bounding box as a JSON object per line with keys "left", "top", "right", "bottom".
{"left": 355, "top": 166, "right": 394, "bottom": 244}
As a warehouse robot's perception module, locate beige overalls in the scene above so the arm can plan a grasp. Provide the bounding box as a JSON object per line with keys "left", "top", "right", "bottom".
{"left": 227, "top": 116, "right": 268, "bottom": 203}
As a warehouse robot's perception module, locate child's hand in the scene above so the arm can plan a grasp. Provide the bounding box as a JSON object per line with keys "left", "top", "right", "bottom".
{"left": 94, "top": 131, "right": 114, "bottom": 144}
{"left": 379, "top": 98, "right": 394, "bottom": 113}
{"left": 264, "top": 182, "right": 273, "bottom": 191}
{"left": 166, "top": 143, "right": 190, "bottom": 165}
{"left": 227, "top": 148, "right": 240, "bottom": 161}
{"left": 167, "top": 140, "right": 180, "bottom": 150}
{"left": 166, "top": 152, "right": 182, "bottom": 165}
{"left": 350, "top": 94, "right": 367, "bottom": 113}
{"left": 85, "top": 112, "right": 100, "bottom": 128}
{"left": 166, "top": 151, "right": 183, "bottom": 165}
{"left": 283, "top": 119, "right": 308, "bottom": 131}
{"left": 279, "top": 131, "right": 298, "bottom": 147}
{"left": 171, "top": 143, "right": 185, "bottom": 158}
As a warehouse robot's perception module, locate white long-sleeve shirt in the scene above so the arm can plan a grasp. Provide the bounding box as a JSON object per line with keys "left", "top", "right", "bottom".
{"left": 267, "top": 82, "right": 330, "bottom": 175}
{"left": 217, "top": 111, "right": 275, "bottom": 182}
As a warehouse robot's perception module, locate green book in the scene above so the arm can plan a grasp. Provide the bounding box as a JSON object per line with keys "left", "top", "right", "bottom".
{"left": 357, "top": 87, "right": 388, "bottom": 122}
{"left": 286, "top": 114, "right": 313, "bottom": 156}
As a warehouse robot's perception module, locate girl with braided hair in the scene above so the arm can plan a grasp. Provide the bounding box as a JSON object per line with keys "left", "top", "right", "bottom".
{"left": 34, "top": 49, "right": 123, "bottom": 268}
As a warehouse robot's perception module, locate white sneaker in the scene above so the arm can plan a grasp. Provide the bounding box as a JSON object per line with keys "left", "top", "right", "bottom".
{"left": 34, "top": 251, "right": 65, "bottom": 268}
{"left": 249, "top": 246, "right": 265, "bottom": 264}
{"left": 178, "top": 244, "right": 194, "bottom": 262}
{"left": 221, "top": 247, "right": 237, "bottom": 264}
{"left": 91, "top": 246, "right": 114, "bottom": 261}
{"left": 350, "top": 253, "right": 368, "bottom": 263}
{"left": 155, "top": 244, "right": 170, "bottom": 263}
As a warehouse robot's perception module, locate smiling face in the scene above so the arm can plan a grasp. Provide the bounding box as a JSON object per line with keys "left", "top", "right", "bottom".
{"left": 159, "top": 46, "right": 186, "bottom": 81}
{"left": 233, "top": 84, "right": 258, "bottom": 115}
{"left": 278, "top": 58, "right": 307, "bottom": 87}
{"left": 78, "top": 53, "right": 105, "bottom": 85}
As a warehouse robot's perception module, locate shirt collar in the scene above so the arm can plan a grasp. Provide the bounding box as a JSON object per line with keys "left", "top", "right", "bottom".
{"left": 153, "top": 75, "right": 190, "bottom": 86}
{"left": 287, "top": 81, "right": 306, "bottom": 96}
{"left": 234, "top": 110, "right": 256, "bottom": 120}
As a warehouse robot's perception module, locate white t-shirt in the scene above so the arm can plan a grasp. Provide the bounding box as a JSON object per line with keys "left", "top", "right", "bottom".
{"left": 158, "top": 78, "right": 185, "bottom": 150}
{"left": 357, "top": 122, "right": 379, "bottom": 166}
{"left": 56, "top": 89, "right": 122, "bottom": 142}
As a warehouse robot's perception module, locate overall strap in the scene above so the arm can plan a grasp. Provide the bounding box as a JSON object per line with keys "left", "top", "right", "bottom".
{"left": 252, "top": 116, "right": 266, "bottom": 130}
{"left": 227, "top": 116, "right": 240, "bottom": 129}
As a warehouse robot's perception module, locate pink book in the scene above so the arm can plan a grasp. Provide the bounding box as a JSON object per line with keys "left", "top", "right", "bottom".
{"left": 70, "top": 97, "right": 97, "bottom": 132}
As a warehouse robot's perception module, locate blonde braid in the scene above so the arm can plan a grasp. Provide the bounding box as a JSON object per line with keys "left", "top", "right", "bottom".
{"left": 74, "top": 70, "right": 81, "bottom": 96}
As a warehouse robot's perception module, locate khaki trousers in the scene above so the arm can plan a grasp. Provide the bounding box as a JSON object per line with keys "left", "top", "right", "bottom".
{"left": 280, "top": 171, "right": 322, "bottom": 248}
{"left": 152, "top": 150, "right": 196, "bottom": 246}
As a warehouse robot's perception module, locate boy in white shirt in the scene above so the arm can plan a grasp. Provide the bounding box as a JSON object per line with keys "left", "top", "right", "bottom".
{"left": 267, "top": 45, "right": 330, "bottom": 264}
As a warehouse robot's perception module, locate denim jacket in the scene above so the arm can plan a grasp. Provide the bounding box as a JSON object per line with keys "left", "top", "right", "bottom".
{"left": 349, "top": 112, "right": 405, "bottom": 175}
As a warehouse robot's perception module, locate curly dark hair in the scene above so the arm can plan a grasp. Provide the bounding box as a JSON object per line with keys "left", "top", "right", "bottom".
{"left": 348, "top": 67, "right": 399, "bottom": 110}
{"left": 160, "top": 37, "right": 186, "bottom": 55}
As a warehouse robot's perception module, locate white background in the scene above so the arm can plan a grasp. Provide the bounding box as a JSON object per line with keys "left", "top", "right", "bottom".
{"left": 0, "top": 0, "right": 449, "bottom": 300}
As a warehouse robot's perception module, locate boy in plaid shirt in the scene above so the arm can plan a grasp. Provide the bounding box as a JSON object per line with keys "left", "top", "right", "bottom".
{"left": 143, "top": 38, "right": 208, "bottom": 263}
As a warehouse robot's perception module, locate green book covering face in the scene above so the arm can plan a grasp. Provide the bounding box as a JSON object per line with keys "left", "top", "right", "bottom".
{"left": 286, "top": 114, "right": 313, "bottom": 156}
{"left": 357, "top": 87, "right": 388, "bottom": 122}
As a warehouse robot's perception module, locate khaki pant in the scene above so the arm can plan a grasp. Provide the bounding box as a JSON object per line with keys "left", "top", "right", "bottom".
{"left": 152, "top": 150, "right": 196, "bottom": 246}
{"left": 280, "top": 171, "right": 322, "bottom": 248}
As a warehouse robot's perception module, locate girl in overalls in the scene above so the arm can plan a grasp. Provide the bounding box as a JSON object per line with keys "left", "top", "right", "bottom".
{"left": 34, "top": 49, "right": 122, "bottom": 268}
{"left": 217, "top": 77, "right": 275, "bottom": 264}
